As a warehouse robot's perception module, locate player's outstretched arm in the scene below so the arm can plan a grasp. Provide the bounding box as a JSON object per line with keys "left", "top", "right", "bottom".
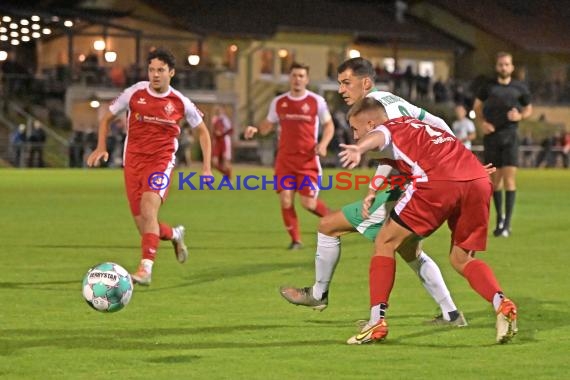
{"left": 338, "top": 144, "right": 361, "bottom": 169}
{"left": 244, "top": 119, "right": 274, "bottom": 139}
{"left": 86, "top": 111, "right": 114, "bottom": 167}
{"left": 362, "top": 164, "right": 392, "bottom": 218}
{"left": 339, "top": 131, "right": 386, "bottom": 169}
{"left": 194, "top": 122, "right": 212, "bottom": 176}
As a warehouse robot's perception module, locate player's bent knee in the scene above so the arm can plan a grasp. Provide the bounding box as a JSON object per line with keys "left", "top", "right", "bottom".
{"left": 449, "top": 246, "right": 472, "bottom": 272}
{"left": 318, "top": 214, "right": 335, "bottom": 234}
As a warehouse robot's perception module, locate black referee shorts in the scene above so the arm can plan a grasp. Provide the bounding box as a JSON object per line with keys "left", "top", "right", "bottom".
{"left": 483, "top": 128, "right": 519, "bottom": 168}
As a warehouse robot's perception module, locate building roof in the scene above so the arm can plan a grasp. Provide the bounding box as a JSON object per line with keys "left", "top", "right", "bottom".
{"left": 0, "top": 0, "right": 471, "bottom": 53}
{"left": 141, "top": 0, "right": 470, "bottom": 51}
{"left": 430, "top": 0, "right": 570, "bottom": 53}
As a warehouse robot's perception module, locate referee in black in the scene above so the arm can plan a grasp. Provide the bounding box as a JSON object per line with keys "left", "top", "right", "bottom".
{"left": 473, "top": 52, "right": 533, "bottom": 238}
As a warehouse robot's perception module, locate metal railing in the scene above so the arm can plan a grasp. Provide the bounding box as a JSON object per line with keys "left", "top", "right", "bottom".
{"left": 0, "top": 101, "right": 69, "bottom": 167}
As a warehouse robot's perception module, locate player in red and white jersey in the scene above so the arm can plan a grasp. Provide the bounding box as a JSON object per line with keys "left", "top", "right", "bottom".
{"left": 87, "top": 48, "right": 212, "bottom": 286}
{"left": 339, "top": 97, "right": 518, "bottom": 345}
{"left": 211, "top": 105, "right": 233, "bottom": 179}
{"left": 244, "top": 62, "right": 334, "bottom": 249}
{"left": 280, "top": 58, "right": 466, "bottom": 328}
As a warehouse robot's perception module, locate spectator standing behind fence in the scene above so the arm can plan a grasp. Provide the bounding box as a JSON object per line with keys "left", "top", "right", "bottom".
{"left": 10, "top": 124, "right": 27, "bottom": 167}
{"left": 561, "top": 128, "right": 570, "bottom": 168}
{"left": 473, "top": 52, "right": 533, "bottom": 238}
{"left": 28, "top": 121, "right": 46, "bottom": 167}
{"left": 177, "top": 126, "right": 194, "bottom": 167}
{"left": 452, "top": 104, "right": 476, "bottom": 150}
{"left": 520, "top": 130, "right": 534, "bottom": 168}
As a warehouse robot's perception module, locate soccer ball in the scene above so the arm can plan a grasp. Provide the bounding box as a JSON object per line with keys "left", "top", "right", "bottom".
{"left": 82, "top": 262, "right": 133, "bottom": 312}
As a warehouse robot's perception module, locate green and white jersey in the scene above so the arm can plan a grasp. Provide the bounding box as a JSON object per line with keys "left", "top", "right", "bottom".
{"left": 366, "top": 90, "right": 454, "bottom": 136}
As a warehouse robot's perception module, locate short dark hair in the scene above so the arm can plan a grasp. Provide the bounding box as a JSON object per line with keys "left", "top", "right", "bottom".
{"left": 148, "top": 48, "right": 176, "bottom": 70}
{"left": 290, "top": 62, "right": 310, "bottom": 74}
{"left": 346, "top": 97, "right": 386, "bottom": 120}
{"left": 337, "top": 57, "right": 376, "bottom": 81}
{"left": 496, "top": 51, "right": 512, "bottom": 61}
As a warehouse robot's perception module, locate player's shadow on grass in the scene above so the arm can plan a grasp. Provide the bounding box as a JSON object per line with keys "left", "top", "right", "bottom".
{"left": 26, "top": 243, "right": 288, "bottom": 251}
{"left": 0, "top": 279, "right": 78, "bottom": 290}
{"left": 144, "top": 262, "right": 310, "bottom": 292}
{"left": 446, "top": 296, "right": 569, "bottom": 345}
{"left": 147, "top": 354, "right": 202, "bottom": 363}
{"left": 0, "top": 325, "right": 341, "bottom": 355}
{"left": 26, "top": 243, "right": 139, "bottom": 250}
{"left": 303, "top": 296, "right": 569, "bottom": 348}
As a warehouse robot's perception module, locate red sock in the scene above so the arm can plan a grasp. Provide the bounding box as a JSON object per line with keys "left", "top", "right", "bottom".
{"left": 141, "top": 233, "right": 159, "bottom": 261}
{"left": 224, "top": 168, "right": 232, "bottom": 180}
{"left": 309, "top": 199, "right": 329, "bottom": 217}
{"left": 462, "top": 259, "right": 502, "bottom": 302}
{"left": 159, "top": 222, "right": 173, "bottom": 241}
{"left": 281, "top": 207, "right": 300, "bottom": 242}
{"left": 369, "top": 256, "right": 396, "bottom": 306}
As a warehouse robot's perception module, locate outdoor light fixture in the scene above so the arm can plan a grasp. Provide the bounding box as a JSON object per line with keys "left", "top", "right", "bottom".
{"left": 187, "top": 54, "right": 200, "bottom": 65}
{"left": 348, "top": 49, "right": 361, "bottom": 58}
{"left": 93, "top": 39, "right": 106, "bottom": 51}
{"left": 104, "top": 51, "right": 117, "bottom": 63}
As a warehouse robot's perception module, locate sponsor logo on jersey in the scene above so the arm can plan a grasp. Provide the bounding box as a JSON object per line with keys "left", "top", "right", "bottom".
{"left": 164, "top": 101, "right": 175, "bottom": 116}
{"left": 283, "top": 113, "right": 312, "bottom": 122}
{"left": 137, "top": 97, "right": 146, "bottom": 104}
{"left": 142, "top": 115, "right": 178, "bottom": 125}
{"left": 430, "top": 136, "right": 455, "bottom": 144}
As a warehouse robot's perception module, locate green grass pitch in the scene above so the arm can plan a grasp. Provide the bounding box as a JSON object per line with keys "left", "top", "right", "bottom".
{"left": 0, "top": 167, "right": 569, "bottom": 379}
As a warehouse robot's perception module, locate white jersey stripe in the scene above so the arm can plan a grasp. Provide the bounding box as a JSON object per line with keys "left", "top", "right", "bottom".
{"left": 356, "top": 202, "right": 387, "bottom": 234}
{"left": 394, "top": 184, "right": 416, "bottom": 216}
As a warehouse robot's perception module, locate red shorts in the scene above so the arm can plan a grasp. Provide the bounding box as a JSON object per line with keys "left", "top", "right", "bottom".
{"left": 393, "top": 178, "right": 492, "bottom": 251}
{"left": 212, "top": 136, "right": 232, "bottom": 161}
{"left": 274, "top": 154, "right": 321, "bottom": 198}
{"left": 123, "top": 153, "right": 176, "bottom": 216}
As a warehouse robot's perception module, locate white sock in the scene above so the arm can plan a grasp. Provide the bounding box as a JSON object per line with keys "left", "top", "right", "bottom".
{"left": 370, "top": 304, "right": 382, "bottom": 325}
{"left": 369, "top": 303, "right": 387, "bottom": 325}
{"left": 408, "top": 251, "right": 457, "bottom": 320}
{"left": 141, "top": 259, "right": 154, "bottom": 273}
{"left": 312, "top": 232, "right": 340, "bottom": 300}
{"left": 492, "top": 292, "right": 504, "bottom": 312}
{"left": 172, "top": 226, "right": 181, "bottom": 241}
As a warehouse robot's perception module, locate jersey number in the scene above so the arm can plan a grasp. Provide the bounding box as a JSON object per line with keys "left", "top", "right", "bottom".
{"left": 409, "top": 121, "right": 442, "bottom": 137}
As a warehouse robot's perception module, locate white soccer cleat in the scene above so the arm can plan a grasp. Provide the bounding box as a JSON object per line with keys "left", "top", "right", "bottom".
{"left": 172, "top": 225, "right": 189, "bottom": 264}
{"left": 131, "top": 265, "right": 152, "bottom": 286}
{"left": 496, "top": 298, "right": 518, "bottom": 344}
{"left": 347, "top": 319, "right": 389, "bottom": 345}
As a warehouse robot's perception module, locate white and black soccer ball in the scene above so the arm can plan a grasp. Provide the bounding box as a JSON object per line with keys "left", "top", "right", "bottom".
{"left": 82, "top": 262, "right": 133, "bottom": 312}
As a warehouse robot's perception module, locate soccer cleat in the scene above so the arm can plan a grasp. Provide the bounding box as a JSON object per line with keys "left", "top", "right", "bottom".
{"left": 424, "top": 311, "right": 468, "bottom": 327}
{"left": 172, "top": 225, "right": 189, "bottom": 263}
{"left": 500, "top": 229, "right": 511, "bottom": 238}
{"left": 288, "top": 241, "right": 304, "bottom": 250}
{"left": 496, "top": 298, "right": 518, "bottom": 344}
{"left": 131, "top": 266, "right": 152, "bottom": 286}
{"left": 493, "top": 215, "right": 505, "bottom": 237}
{"left": 279, "top": 286, "right": 328, "bottom": 311}
{"left": 347, "top": 319, "right": 389, "bottom": 345}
